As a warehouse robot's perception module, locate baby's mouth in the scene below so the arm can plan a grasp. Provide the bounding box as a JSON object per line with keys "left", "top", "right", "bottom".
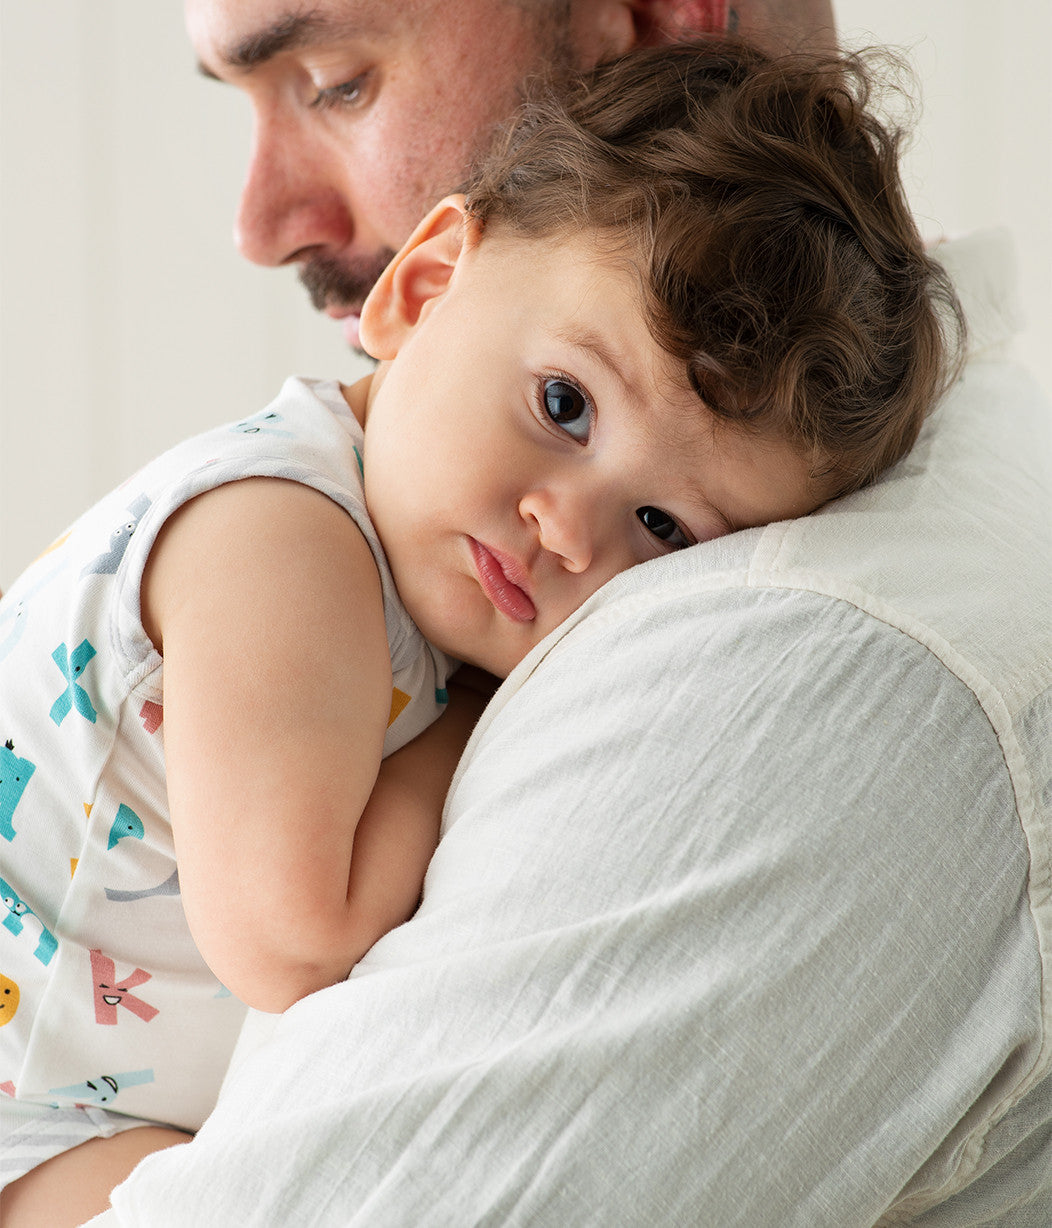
{"left": 469, "top": 539, "right": 536, "bottom": 622}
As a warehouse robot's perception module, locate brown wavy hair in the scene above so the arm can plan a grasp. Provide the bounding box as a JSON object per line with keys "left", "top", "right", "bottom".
{"left": 464, "top": 39, "right": 965, "bottom": 497}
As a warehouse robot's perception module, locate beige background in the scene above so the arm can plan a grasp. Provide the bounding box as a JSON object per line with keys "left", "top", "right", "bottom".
{"left": 1, "top": 1, "right": 1049, "bottom": 584}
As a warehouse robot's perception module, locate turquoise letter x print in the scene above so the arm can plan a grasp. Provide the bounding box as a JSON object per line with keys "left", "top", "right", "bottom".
{"left": 50, "top": 639, "right": 98, "bottom": 726}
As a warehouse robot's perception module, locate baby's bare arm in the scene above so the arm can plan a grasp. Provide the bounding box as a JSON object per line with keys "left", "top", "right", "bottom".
{"left": 142, "top": 477, "right": 395, "bottom": 1013}
{"left": 2, "top": 1127, "right": 191, "bottom": 1228}
{"left": 344, "top": 679, "right": 491, "bottom": 955}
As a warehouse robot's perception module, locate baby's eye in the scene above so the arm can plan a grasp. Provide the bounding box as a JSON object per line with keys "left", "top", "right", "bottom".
{"left": 542, "top": 379, "right": 592, "bottom": 443}
{"left": 636, "top": 506, "right": 690, "bottom": 550}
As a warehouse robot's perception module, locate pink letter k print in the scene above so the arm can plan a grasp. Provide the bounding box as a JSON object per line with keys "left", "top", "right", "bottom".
{"left": 90, "top": 949, "right": 159, "bottom": 1025}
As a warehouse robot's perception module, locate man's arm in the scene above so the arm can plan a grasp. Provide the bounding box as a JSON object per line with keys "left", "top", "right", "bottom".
{"left": 343, "top": 678, "right": 490, "bottom": 942}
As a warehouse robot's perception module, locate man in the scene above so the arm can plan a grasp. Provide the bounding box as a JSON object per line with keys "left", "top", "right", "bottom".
{"left": 187, "top": 0, "right": 838, "bottom": 350}
{"left": 20, "top": 3, "right": 1052, "bottom": 1224}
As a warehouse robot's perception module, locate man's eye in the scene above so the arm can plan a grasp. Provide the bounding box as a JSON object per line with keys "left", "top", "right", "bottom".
{"left": 542, "top": 379, "right": 592, "bottom": 442}
{"left": 311, "top": 75, "right": 367, "bottom": 110}
{"left": 636, "top": 507, "right": 690, "bottom": 549}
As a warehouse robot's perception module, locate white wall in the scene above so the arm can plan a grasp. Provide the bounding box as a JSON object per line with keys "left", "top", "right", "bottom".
{"left": 1, "top": 1, "right": 1049, "bottom": 585}
{"left": 0, "top": 1, "right": 369, "bottom": 586}
{"left": 836, "top": 0, "right": 1052, "bottom": 385}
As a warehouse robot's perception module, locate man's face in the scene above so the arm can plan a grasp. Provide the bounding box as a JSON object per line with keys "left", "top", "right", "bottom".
{"left": 186, "top": 0, "right": 620, "bottom": 349}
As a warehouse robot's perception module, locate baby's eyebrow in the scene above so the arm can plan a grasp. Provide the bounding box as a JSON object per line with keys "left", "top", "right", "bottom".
{"left": 554, "top": 324, "right": 634, "bottom": 399}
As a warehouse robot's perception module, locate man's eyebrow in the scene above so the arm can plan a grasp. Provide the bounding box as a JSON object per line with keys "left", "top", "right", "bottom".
{"left": 197, "top": 10, "right": 368, "bottom": 78}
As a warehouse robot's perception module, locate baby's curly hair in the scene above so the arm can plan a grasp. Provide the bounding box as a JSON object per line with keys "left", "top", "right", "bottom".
{"left": 464, "top": 39, "right": 965, "bottom": 498}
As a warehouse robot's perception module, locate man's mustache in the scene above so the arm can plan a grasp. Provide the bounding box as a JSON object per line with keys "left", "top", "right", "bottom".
{"left": 299, "top": 249, "right": 397, "bottom": 313}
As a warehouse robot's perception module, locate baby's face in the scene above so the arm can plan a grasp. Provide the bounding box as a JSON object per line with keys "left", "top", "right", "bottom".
{"left": 361, "top": 229, "right": 817, "bottom": 677}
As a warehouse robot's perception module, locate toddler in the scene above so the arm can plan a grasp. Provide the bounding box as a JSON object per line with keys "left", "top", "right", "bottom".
{"left": 0, "top": 38, "right": 962, "bottom": 1218}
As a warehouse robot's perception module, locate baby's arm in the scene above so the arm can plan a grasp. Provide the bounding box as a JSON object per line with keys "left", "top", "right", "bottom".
{"left": 345, "top": 677, "right": 490, "bottom": 950}
{"left": 142, "top": 476, "right": 415, "bottom": 1012}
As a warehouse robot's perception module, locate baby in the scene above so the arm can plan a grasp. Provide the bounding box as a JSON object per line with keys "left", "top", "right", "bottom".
{"left": 0, "top": 38, "right": 962, "bottom": 1220}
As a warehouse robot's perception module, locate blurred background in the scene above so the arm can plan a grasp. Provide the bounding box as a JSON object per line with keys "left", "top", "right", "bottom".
{"left": 1, "top": 1, "right": 1050, "bottom": 584}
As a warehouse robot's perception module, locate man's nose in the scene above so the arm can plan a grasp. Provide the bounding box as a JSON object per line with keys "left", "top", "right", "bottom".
{"left": 234, "top": 115, "right": 354, "bottom": 267}
{"left": 519, "top": 487, "right": 597, "bottom": 575}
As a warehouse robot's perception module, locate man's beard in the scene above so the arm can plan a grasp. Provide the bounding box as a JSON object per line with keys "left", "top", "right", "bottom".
{"left": 298, "top": 249, "right": 397, "bottom": 316}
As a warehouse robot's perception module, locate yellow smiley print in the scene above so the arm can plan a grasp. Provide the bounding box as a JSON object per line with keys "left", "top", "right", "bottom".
{"left": 0, "top": 974, "right": 20, "bottom": 1026}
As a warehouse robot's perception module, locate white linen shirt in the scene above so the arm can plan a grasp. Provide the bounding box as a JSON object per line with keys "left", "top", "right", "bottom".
{"left": 101, "top": 231, "right": 1052, "bottom": 1227}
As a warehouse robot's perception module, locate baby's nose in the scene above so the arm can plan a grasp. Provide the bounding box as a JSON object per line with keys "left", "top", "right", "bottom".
{"left": 518, "top": 488, "right": 595, "bottom": 574}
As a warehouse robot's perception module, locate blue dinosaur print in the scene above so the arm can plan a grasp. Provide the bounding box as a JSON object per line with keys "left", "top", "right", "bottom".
{"left": 107, "top": 803, "right": 145, "bottom": 850}
{"left": 0, "top": 876, "right": 57, "bottom": 965}
{"left": 81, "top": 494, "right": 151, "bottom": 577}
{"left": 49, "top": 640, "right": 98, "bottom": 726}
{"left": 0, "top": 740, "right": 35, "bottom": 842}
{"left": 49, "top": 1068, "right": 155, "bottom": 1107}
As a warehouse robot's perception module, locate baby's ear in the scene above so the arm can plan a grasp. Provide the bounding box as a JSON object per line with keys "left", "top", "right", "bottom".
{"left": 359, "top": 195, "right": 477, "bottom": 360}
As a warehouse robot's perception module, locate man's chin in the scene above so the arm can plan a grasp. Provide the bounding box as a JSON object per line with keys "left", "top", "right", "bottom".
{"left": 299, "top": 248, "right": 395, "bottom": 353}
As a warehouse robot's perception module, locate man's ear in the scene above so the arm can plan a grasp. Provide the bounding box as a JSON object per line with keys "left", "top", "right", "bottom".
{"left": 359, "top": 195, "right": 477, "bottom": 361}
{"left": 570, "top": 2, "right": 725, "bottom": 64}
{"left": 619, "top": 1, "right": 727, "bottom": 48}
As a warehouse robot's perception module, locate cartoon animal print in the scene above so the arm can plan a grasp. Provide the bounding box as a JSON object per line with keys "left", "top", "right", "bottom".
{"left": 232, "top": 410, "right": 292, "bottom": 437}
{"left": 0, "top": 876, "right": 57, "bottom": 965}
{"left": 107, "top": 803, "right": 144, "bottom": 850}
{"left": 105, "top": 869, "right": 180, "bottom": 903}
{"left": 0, "top": 740, "right": 35, "bottom": 841}
{"left": 49, "top": 1068, "right": 154, "bottom": 1107}
{"left": 81, "top": 494, "right": 151, "bottom": 577}
{"left": 90, "top": 949, "right": 159, "bottom": 1024}
{"left": 49, "top": 639, "right": 98, "bottom": 726}
{"left": 0, "top": 973, "right": 19, "bottom": 1026}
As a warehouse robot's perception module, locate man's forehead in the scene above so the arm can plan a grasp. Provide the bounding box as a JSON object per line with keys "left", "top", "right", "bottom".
{"left": 187, "top": 0, "right": 413, "bottom": 69}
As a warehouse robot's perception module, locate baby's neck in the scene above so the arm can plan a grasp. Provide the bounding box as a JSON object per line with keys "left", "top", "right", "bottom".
{"left": 340, "top": 372, "right": 374, "bottom": 428}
